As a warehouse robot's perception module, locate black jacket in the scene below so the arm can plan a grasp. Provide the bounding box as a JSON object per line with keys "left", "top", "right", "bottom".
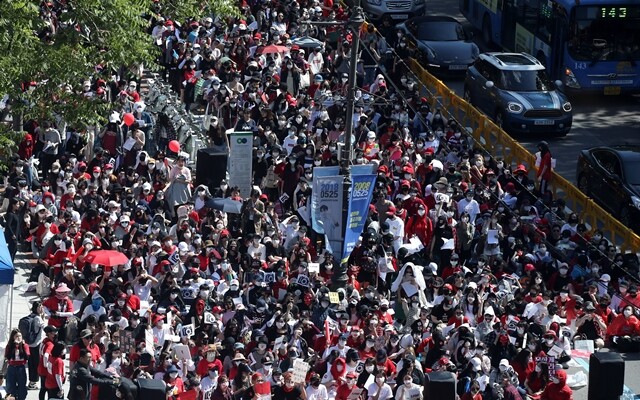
{"left": 68, "top": 363, "right": 116, "bottom": 400}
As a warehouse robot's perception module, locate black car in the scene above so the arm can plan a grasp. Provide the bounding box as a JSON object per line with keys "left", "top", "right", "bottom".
{"left": 396, "top": 16, "right": 479, "bottom": 76}
{"left": 576, "top": 146, "right": 640, "bottom": 231}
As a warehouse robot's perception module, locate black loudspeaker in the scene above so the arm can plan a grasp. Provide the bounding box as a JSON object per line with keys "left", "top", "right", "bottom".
{"left": 424, "top": 371, "right": 457, "bottom": 400}
{"left": 588, "top": 352, "right": 625, "bottom": 400}
{"left": 136, "top": 378, "right": 167, "bottom": 399}
{"left": 195, "top": 148, "right": 228, "bottom": 191}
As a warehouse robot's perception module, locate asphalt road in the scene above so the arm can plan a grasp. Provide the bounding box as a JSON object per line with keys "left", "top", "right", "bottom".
{"left": 421, "top": 1, "right": 640, "bottom": 399}
{"left": 428, "top": 0, "right": 640, "bottom": 185}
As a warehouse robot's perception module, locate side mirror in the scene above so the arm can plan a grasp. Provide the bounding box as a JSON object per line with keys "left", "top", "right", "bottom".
{"left": 554, "top": 79, "right": 563, "bottom": 89}
{"left": 485, "top": 81, "right": 494, "bottom": 88}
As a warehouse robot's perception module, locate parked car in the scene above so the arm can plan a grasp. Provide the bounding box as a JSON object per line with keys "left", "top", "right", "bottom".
{"left": 463, "top": 52, "right": 572, "bottom": 136}
{"left": 361, "top": 0, "right": 425, "bottom": 22}
{"left": 396, "top": 16, "right": 479, "bottom": 76}
{"left": 577, "top": 146, "right": 640, "bottom": 231}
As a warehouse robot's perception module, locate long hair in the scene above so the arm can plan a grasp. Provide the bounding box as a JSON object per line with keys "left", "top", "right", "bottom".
{"left": 6, "top": 329, "right": 27, "bottom": 360}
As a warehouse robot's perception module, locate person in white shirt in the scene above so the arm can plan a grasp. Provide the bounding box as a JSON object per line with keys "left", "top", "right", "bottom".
{"left": 306, "top": 374, "right": 329, "bottom": 400}
{"left": 457, "top": 191, "right": 481, "bottom": 224}
{"left": 368, "top": 372, "right": 393, "bottom": 400}
{"left": 80, "top": 293, "right": 106, "bottom": 322}
{"left": 323, "top": 333, "right": 351, "bottom": 359}
{"left": 385, "top": 207, "right": 405, "bottom": 253}
{"left": 247, "top": 235, "right": 267, "bottom": 262}
{"left": 395, "top": 375, "right": 423, "bottom": 400}
{"left": 307, "top": 47, "right": 324, "bottom": 76}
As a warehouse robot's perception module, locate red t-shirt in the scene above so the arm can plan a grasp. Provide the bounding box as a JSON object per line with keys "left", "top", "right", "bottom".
{"left": 38, "top": 339, "right": 55, "bottom": 376}
{"left": 45, "top": 356, "right": 65, "bottom": 389}
{"left": 69, "top": 343, "right": 101, "bottom": 366}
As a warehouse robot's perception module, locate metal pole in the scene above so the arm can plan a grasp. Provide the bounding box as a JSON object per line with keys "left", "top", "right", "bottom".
{"left": 338, "top": 4, "right": 365, "bottom": 274}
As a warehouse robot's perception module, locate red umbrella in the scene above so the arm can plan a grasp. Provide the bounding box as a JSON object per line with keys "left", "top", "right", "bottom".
{"left": 84, "top": 250, "right": 129, "bottom": 267}
{"left": 256, "top": 44, "right": 289, "bottom": 55}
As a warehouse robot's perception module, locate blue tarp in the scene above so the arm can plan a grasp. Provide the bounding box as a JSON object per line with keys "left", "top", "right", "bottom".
{"left": 0, "top": 232, "right": 14, "bottom": 285}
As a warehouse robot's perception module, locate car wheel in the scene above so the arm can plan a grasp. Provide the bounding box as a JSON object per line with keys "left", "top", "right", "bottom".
{"left": 619, "top": 206, "right": 632, "bottom": 227}
{"left": 482, "top": 15, "right": 493, "bottom": 46}
{"left": 577, "top": 174, "right": 590, "bottom": 196}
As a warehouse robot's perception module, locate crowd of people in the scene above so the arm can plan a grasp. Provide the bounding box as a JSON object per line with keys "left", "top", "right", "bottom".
{"left": 2, "top": 2, "right": 640, "bottom": 400}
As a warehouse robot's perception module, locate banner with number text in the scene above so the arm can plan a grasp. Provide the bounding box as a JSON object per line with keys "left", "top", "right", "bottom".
{"left": 228, "top": 132, "right": 254, "bottom": 198}
{"left": 310, "top": 166, "right": 340, "bottom": 234}
{"left": 312, "top": 174, "right": 343, "bottom": 256}
{"left": 342, "top": 174, "right": 377, "bottom": 263}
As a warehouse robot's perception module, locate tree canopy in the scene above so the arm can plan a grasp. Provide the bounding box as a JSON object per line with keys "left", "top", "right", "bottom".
{"left": 0, "top": 0, "right": 238, "bottom": 163}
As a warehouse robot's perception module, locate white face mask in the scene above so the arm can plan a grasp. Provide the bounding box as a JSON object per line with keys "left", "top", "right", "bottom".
{"left": 545, "top": 339, "right": 554, "bottom": 346}
{"left": 624, "top": 309, "right": 632, "bottom": 318}
{"left": 365, "top": 366, "right": 374, "bottom": 373}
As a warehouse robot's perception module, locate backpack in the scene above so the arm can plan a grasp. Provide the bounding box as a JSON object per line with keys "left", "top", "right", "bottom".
{"left": 19, "top": 313, "right": 40, "bottom": 345}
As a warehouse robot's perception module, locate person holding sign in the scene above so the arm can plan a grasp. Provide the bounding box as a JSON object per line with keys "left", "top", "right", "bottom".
{"left": 394, "top": 375, "right": 423, "bottom": 400}
{"left": 273, "top": 371, "right": 307, "bottom": 400}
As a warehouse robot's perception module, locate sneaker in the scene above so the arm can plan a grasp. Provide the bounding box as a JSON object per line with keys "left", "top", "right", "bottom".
{"left": 28, "top": 382, "right": 38, "bottom": 390}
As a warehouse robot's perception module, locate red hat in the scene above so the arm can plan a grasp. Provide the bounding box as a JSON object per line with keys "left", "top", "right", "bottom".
{"left": 377, "top": 165, "right": 388, "bottom": 174}
{"left": 524, "top": 263, "right": 536, "bottom": 272}
{"left": 165, "top": 20, "right": 174, "bottom": 26}
{"left": 485, "top": 169, "right": 495, "bottom": 175}
{"left": 104, "top": 163, "right": 114, "bottom": 170}
{"left": 220, "top": 229, "right": 230, "bottom": 238}
{"left": 346, "top": 372, "right": 357, "bottom": 379}
{"left": 504, "top": 182, "right": 516, "bottom": 193}
{"left": 153, "top": 314, "right": 165, "bottom": 324}
{"left": 254, "top": 33, "right": 262, "bottom": 39}
{"left": 291, "top": 45, "right": 300, "bottom": 51}
{"left": 259, "top": 194, "right": 268, "bottom": 202}
{"left": 212, "top": 306, "right": 223, "bottom": 314}
{"left": 400, "top": 180, "right": 410, "bottom": 188}
{"left": 386, "top": 205, "right": 396, "bottom": 215}
{"left": 459, "top": 182, "right": 469, "bottom": 192}
{"left": 369, "top": 204, "right": 378, "bottom": 214}
{"left": 93, "top": 166, "right": 101, "bottom": 173}
{"left": 118, "top": 292, "right": 127, "bottom": 299}
{"left": 515, "top": 164, "right": 528, "bottom": 173}
{"left": 402, "top": 165, "right": 414, "bottom": 175}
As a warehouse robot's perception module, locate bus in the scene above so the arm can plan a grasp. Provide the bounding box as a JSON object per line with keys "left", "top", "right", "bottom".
{"left": 459, "top": 0, "right": 640, "bottom": 95}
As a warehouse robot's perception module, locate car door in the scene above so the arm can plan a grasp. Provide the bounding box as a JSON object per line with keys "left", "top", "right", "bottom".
{"left": 604, "top": 153, "right": 627, "bottom": 215}
{"left": 476, "top": 64, "right": 500, "bottom": 115}
{"left": 591, "top": 150, "right": 620, "bottom": 212}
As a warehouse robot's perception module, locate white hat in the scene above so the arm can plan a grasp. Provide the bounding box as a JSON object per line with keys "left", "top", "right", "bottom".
{"left": 499, "top": 359, "right": 509, "bottom": 367}
{"left": 601, "top": 274, "right": 611, "bottom": 282}
{"left": 367, "top": 131, "right": 376, "bottom": 139}
{"left": 468, "top": 282, "right": 478, "bottom": 290}
{"left": 109, "top": 112, "right": 121, "bottom": 124}
{"left": 142, "top": 182, "right": 152, "bottom": 191}
{"left": 150, "top": 241, "right": 161, "bottom": 248}
{"left": 238, "top": 23, "right": 247, "bottom": 30}
{"left": 128, "top": 81, "right": 137, "bottom": 87}
{"left": 119, "top": 215, "right": 130, "bottom": 223}
{"left": 35, "top": 204, "right": 46, "bottom": 213}
{"left": 471, "top": 358, "right": 482, "bottom": 371}
{"left": 134, "top": 101, "right": 146, "bottom": 113}
{"left": 427, "top": 262, "right": 438, "bottom": 275}
{"left": 178, "top": 242, "right": 189, "bottom": 253}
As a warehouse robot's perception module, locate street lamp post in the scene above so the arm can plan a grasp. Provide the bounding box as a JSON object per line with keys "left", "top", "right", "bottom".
{"left": 301, "top": 4, "right": 365, "bottom": 287}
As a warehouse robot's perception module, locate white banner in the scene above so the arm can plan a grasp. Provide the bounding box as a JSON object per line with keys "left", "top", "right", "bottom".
{"left": 228, "top": 132, "right": 254, "bottom": 198}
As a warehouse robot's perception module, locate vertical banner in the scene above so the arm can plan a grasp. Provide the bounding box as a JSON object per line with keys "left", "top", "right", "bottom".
{"left": 228, "top": 132, "right": 254, "bottom": 198}
{"left": 311, "top": 166, "right": 340, "bottom": 234}
{"left": 312, "top": 175, "right": 343, "bottom": 256}
{"left": 342, "top": 174, "right": 377, "bottom": 263}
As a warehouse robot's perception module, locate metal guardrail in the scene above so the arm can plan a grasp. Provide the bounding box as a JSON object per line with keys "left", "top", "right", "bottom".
{"left": 408, "top": 58, "right": 640, "bottom": 252}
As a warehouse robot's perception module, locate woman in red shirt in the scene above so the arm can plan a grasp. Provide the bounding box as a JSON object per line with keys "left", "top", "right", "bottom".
{"left": 4, "top": 329, "right": 30, "bottom": 400}
{"left": 45, "top": 342, "right": 66, "bottom": 399}
{"left": 536, "top": 141, "right": 553, "bottom": 195}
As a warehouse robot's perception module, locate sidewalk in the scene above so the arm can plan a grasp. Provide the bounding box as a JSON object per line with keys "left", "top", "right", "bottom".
{"left": 2, "top": 249, "right": 69, "bottom": 400}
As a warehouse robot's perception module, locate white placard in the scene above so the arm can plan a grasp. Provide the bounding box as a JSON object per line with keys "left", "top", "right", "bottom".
{"left": 173, "top": 344, "right": 191, "bottom": 360}
{"left": 123, "top": 137, "right": 136, "bottom": 151}
{"left": 441, "top": 238, "right": 455, "bottom": 250}
{"left": 292, "top": 359, "right": 310, "bottom": 383}
{"left": 144, "top": 329, "right": 154, "bottom": 355}
{"left": 307, "top": 263, "right": 320, "bottom": 274}
{"left": 181, "top": 324, "right": 195, "bottom": 338}
{"left": 401, "top": 282, "right": 418, "bottom": 297}
{"left": 574, "top": 340, "right": 594, "bottom": 354}
{"left": 487, "top": 229, "right": 499, "bottom": 244}
{"left": 233, "top": 297, "right": 244, "bottom": 306}
{"left": 273, "top": 336, "right": 285, "bottom": 352}
{"left": 204, "top": 312, "right": 215, "bottom": 324}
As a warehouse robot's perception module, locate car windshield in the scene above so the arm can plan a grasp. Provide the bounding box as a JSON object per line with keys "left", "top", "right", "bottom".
{"left": 417, "top": 21, "right": 465, "bottom": 41}
{"left": 568, "top": 6, "right": 640, "bottom": 62}
{"left": 498, "top": 69, "right": 553, "bottom": 91}
{"left": 624, "top": 160, "right": 640, "bottom": 185}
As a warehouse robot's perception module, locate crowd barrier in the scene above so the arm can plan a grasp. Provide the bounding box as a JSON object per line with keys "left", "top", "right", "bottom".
{"left": 408, "top": 59, "right": 640, "bottom": 252}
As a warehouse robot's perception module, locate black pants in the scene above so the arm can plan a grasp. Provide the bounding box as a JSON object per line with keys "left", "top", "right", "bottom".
{"left": 47, "top": 388, "right": 63, "bottom": 399}
{"left": 39, "top": 376, "right": 47, "bottom": 400}
{"left": 28, "top": 345, "right": 39, "bottom": 383}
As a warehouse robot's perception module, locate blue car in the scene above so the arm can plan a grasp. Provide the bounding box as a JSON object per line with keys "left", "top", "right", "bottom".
{"left": 463, "top": 52, "right": 573, "bottom": 136}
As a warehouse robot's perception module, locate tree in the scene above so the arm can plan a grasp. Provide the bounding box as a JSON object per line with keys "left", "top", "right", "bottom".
{"left": 0, "top": 0, "right": 238, "bottom": 170}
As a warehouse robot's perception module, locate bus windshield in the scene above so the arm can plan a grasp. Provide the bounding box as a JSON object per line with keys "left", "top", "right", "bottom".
{"left": 568, "top": 6, "right": 640, "bottom": 61}
{"left": 498, "top": 69, "right": 554, "bottom": 91}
